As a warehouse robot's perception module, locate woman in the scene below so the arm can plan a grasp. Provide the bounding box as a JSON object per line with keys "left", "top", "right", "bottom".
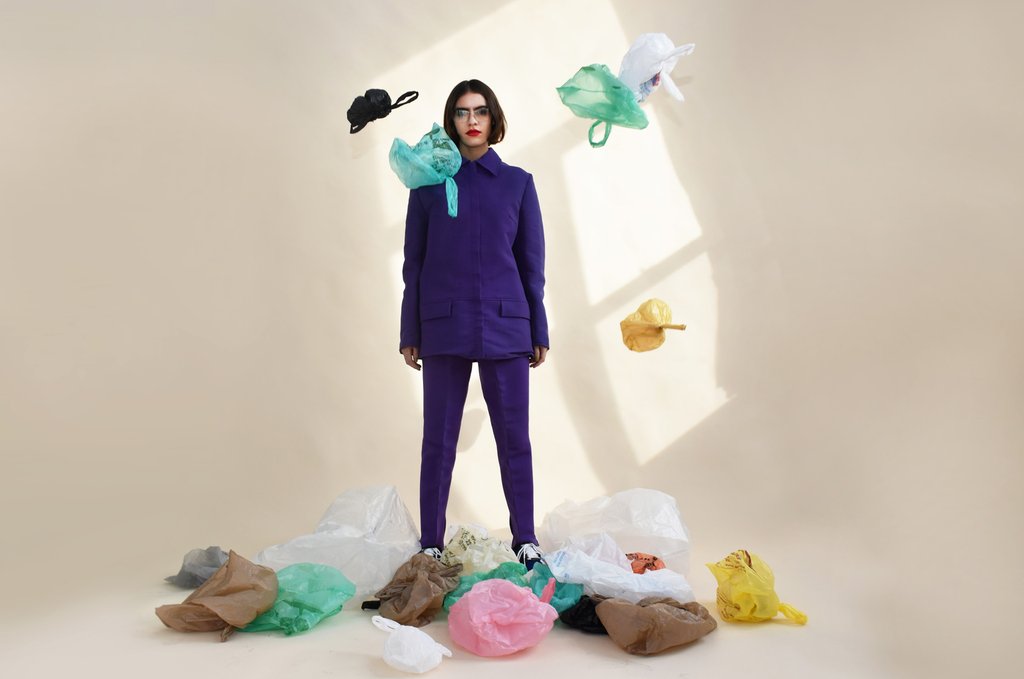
{"left": 399, "top": 79, "right": 548, "bottom": 569}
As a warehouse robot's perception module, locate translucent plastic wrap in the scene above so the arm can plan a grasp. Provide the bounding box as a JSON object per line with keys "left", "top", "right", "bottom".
{"left": 254, "top": 486, "right": 420, "bottom": 606}
{"left": 539, "top": 488, "right": 692, "bottom": 574}
{"left": 373, "top": 615, "right": 452, "bottom": 674}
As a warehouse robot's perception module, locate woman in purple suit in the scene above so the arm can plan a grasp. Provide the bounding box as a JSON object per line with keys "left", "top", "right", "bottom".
{"left": 399, "top": 79, "right": 548, "bottom": 569}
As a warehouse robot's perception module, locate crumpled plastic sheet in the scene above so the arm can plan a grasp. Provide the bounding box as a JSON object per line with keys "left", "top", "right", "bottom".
{"left": 596, "top": 597, "right": 716, "bottom": 655}
{"left": 372, "top": 553, "right": 463, "bottom": 627}
{"left": 558, "top": 595, "right": 607, "bottom": 634}
{"left": 443, "top": 561, "right": 528, "bottom": 612}
{"left": 164, "top": 546, "right": 229, "bottom": 589}
{"left": 544, "top": 533, "right": 695, "bottom": 605}
{"left": 527, "top": 562, "right": 583, "bottom": 614}
{"left": 155, "top": 550, "right": 278, "bottom": 641}
{"left": 448, "top": 578, "right": 558, "bottom": 657}
{"left": 239, "top": 563, "right": 355, "bottom": 635}
{"left": 539, "top": 488, "right": 692, "bottom": 574}
{"left": 440, "top": 525, "right": 517, "bottom": 576}
{"left": 254, "top": 486, "right": 420, "bottom": 606}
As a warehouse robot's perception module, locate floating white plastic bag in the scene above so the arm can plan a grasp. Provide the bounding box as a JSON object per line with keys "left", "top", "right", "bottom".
{"left": 440, "top": 525, "right": 517, "bottom": 575}
{"left": 618, "top": 33, "right": 696, "bottom": 102}
{"left": 373, "top": 615, "right": 452, "bottom": 674}
{"left": 538, "top": 488, "right": 691, "bottom": 575}
{"left": 255, "top": 486, "right": 420, "bottom": 605}
{"left": 545, "top": 535, "right": 695, "bottom": 605}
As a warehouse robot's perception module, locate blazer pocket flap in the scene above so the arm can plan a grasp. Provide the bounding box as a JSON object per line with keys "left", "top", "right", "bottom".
{"left": 500, "top": 300, "right": 531, "bottom": 319}
{"left": 420, "top": 301, "right": 453, "bottom": 321}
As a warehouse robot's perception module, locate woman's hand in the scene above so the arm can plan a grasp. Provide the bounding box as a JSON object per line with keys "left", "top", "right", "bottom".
{"left": 530, "top": 346, "right": 547, "bottom": 368}
{"left": 401, "top": 346, "right": 421, "bottom": 371}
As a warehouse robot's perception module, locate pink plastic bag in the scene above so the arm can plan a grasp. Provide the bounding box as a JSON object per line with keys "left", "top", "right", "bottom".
{"left": 448, "top": 578, "right": 557, "bottom": 656}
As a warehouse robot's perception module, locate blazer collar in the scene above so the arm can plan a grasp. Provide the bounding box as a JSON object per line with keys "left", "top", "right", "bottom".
{"left": 467, "top": 147, "right": 500, "bottom": 176}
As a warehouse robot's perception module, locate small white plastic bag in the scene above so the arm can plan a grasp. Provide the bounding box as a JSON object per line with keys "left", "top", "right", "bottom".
{"left": 538, "top": 488, "right": 692, "bottom": 575}
{"left": 618, "top": 33, "right": 696, "bottom": 102}
{"left": 372, "top": 615, "right": 452, "bottom": 674}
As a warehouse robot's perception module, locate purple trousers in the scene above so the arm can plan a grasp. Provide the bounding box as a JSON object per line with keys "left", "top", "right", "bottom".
{"left": 419, "top": 355, "right": 537, "bottom": 549}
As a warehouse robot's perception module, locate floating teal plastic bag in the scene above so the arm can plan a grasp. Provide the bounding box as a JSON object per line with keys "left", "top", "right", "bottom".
{"left": 389, "top": 123, "right": 461, "bottom": 217}
{"left": 239, "top": 563, "right": 355, "bottom": 635}
{"left": 556, "top": 64, "right": 649, "bottom": 148}
{"left": 443, "top": 561, "right": 528, "bottom": 611}
{"left": 528, "top": 562, "right": 583, "bottom": 614}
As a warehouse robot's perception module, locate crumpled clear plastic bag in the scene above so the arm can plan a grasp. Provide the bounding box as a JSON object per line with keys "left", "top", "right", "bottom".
{"left": 373, "top": 553, "right": 463, "bottom": 627}
{"left": 155, "top": 550, "right": 278, "bottom": 641}
{"left": 254, "top": 486, "right": 420, "bottom": 606}
{"left": 539, "top": 488, "right": 692, "bottom": 574}
{"left": 556, "top": 64, "right": 649, "bottom": 148}
{"left": 443, "top": 561, "right": 528, "bottom": 611}
{"left": 389, "top": 123, "right": 461, "bottom": 217}
{"left": 239, "top": 563, "right": 355, "bottom": 635}
{"left": 544, "top": 533, "right": 695, "bottom": 605}
{"left": 448, "top": 578, "right": 558, "bottom": 657}
{"left": 618, "top": 33, "right": 696, "bottom": 103}
{"left": 440, "top": 525, "right": 518, "bottom": 575}
{"left": 164, "top": 545, "right": 229, "bottom": 588}
{"left": 596, "top": 597, "right": 716, "bottom": 655}
{"left": 620, "top": 299, "right": 686, "bottom": 352}
{"left": 373, "top": 615, "right": 452, "bottom": 674}
{"left": 706, "top": 550, "right": 807, "bottom": 624}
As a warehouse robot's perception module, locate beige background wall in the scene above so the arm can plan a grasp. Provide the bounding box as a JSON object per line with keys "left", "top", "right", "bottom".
{"left": 1, "top": 1, "right": 1021, "bottom": 676}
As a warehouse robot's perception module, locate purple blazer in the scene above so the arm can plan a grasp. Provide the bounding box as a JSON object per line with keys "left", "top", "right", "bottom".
{"left": 400, "top": 148, "right": 548, "bottom": 359}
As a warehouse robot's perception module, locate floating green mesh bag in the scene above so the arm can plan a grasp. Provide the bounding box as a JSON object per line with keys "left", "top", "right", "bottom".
{"left": 442, "top": 561, "right": 528, "bottom": 611}
{"left": 527, "top": 562, "right": 583, "bottom": 614}
{"left": 556, "top": 63, "right": 649, "bottom": 148}
{"left": 389, "top": 122, "right": 462, "bottom": 217}
{"left": 239, "top": 563, "right": 355, "bottom": 635}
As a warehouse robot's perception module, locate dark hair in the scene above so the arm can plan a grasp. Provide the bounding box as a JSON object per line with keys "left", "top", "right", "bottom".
{"left": 443, "top": 79, "right": 507, "bottom": 146}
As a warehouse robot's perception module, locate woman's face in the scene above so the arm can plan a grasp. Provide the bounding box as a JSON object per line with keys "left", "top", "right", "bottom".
{"left": 452, "top": 91, "right": 491, "bottom": 152}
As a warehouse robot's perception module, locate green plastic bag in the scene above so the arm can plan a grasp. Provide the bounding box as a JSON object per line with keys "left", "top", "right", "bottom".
{"left": 556, "top": 64, "right": 649, "bottom": 148}
{"left": 527, "top": 562, "right": 583, "bottom": 614}
{"left": 239, "top": 563, "right": 355, "bottom": 635}
{"left": 389, "top": 123, "right": 462, "bottom": 217}
{"left": 443, "top": 561, "right": 528, "bottom": 611}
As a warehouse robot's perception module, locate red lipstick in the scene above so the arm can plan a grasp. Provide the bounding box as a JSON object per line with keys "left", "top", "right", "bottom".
{"left": 467, "top": 130, "right": 482, "bottom": 137}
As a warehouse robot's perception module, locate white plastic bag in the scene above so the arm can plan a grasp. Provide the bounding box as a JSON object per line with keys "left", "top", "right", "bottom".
{"left": 255, "top": 486, "right": 420, "bottom": 605}
{"left": 545, "top": 533, "right": 695, "bottom": 605}
{"left": 372, "top": 615, "right": 452, "bottom": 674}
{"left": 440, "top": 525, "right": 517, "bottom": 575}
{"left": 538, "top": 488, "right": 691, "bottom": 575}
{"left": 618, "top": 33, "right": 696, "bottom": 102}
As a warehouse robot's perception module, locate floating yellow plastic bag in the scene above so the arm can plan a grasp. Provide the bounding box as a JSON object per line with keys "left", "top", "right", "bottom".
{"left": 706, "top": 550, "right": 807, "bottom": 624}
{"left": 620, "top": 299, "right": 686, "bottom": 352}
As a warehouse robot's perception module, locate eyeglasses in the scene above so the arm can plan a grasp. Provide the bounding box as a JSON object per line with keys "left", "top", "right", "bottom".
{"left": 454, "top": 106, "right": 490, "bottom": 120}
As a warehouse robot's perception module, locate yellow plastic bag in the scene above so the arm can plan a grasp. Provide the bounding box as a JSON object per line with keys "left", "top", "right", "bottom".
{"left": 706, "top": 550, "right": 807, "bottom": 624}
{"left": 620, "top": 299, "right": 686, "bottom": 352}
